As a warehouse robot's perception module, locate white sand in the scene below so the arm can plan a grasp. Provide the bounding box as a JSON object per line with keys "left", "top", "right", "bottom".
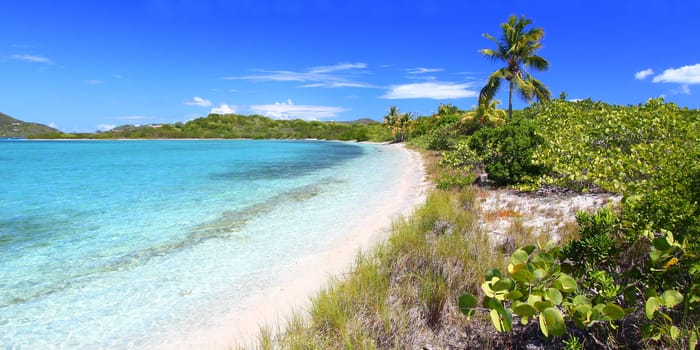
{"left": 157, "top": 143, "right": 427, "bottom": 349}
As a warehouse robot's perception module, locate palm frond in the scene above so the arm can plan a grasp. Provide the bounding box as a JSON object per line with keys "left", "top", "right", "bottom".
{"left": 523, "top": 55, "right": 550, "bottom": 72}
{"left": 528, "top": 75, "right": 551, "bottom": 101}
{"left": 479, "top": 71, "right": 503, "bottom": 106}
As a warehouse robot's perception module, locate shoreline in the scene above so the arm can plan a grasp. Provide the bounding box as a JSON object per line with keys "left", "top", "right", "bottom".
{"left": 158, "top": 143, "right": 427, "bottom": 349}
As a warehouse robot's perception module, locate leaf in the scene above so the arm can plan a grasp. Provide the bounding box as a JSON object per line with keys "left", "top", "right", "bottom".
{"left": 482, "top": 281, "right": 496, "bottom": 298}
{"left": 484, "top": 296, "right": 501, "bottom": 310}
{"left": 505, "top": 290, "right": 523, "bottom": 301}
{"left": 553, "top": 273, "right": 578, "bottom": 293}
{"left": 489, "top": 307, "right": 513, "bottom": 333}
{"left": 572, "top": 294, "right": 591, "bottom": 305}
{"left": 510, "top": 249, "right": 529, "bottom": 265}
{"left": 539, "top": 307, "right": 566, "bottom": 337}
{"left": 512, "top": 301, "right": 537, "bottom": 317}
{"left": 533, "top": 268, "right": 547, "bottom": 282}
{"left": 458, "top": 294, "right": 478, "bottom": 317}
{"left": 653, "top": 236, "right": 672, "bottom": 251}
{"left": 661, "top": 290, "right": 683, "bottom": 308}
{"left": 493, "top": 277, "right": 515, "bottom": 292}
{"left": 520, "top": 245, "right": 536, "bottom": 255}
{"left": 486, "top": 268, "right": 502, "bottom": 280}
{"left": 663, "top": 257, "right": 679, "bottom": 269}
{"left": 508, "top": 262, "right": 526, "bottom": 275}
{"left": 645, "top": 297, "right": 661, "bottom": 319}
{"left": 512, "top": 269, "right": 535, "bottom": 283}
{"left": 670, "top": 325, "right": 680, "bottom": 340}
{"left": 603, "top": 303, "right": 625, "bottom": 320}
{"left": 534, "top": 301, "right": 553, "bottom": 311}
{"left": 544, "top": 288, "right": 563, "bottom": 305}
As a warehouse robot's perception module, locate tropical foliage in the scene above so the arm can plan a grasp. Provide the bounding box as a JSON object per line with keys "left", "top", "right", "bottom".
{"left": 454, "top": 98, "right": 700, "bottom": 348}
{"left": 383, "top": 106, "right": 414, "bottom": 142}
{"left": 31, "top": 113, "right": 392, "bottom": 142}
{"left": 479, "top": 15, "right": 551, "bottom": 119}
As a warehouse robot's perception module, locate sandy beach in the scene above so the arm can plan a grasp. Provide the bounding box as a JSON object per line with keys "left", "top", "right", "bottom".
{"left": 154, "top": 143, "right": 427, "bottom": 349}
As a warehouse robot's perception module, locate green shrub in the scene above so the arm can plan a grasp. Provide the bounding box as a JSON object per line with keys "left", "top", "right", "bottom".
{"left": 468, "top": 118, "right": 547, "bottom": 186}
{"left": 427, "top": 123, "right": 459, "bottom": 150}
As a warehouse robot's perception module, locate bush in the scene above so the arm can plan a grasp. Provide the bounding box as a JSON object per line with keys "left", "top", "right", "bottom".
{"left": 468, "top": 118, "right": 547, "bottom": 186}
{"left": 427, "top": 123, "right": 459, "bottom": 150}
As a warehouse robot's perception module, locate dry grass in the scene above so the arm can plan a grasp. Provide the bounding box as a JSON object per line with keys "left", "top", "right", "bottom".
{"left": 249, "top": 187, "right": 517, "bottom": 349}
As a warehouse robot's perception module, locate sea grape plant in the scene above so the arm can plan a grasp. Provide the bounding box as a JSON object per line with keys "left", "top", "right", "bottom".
{"left": 459, "top": 244, "right": 626, "bottom": 337}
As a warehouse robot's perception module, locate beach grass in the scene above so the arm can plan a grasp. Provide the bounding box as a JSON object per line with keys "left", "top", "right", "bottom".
{"left": 249, "top": 183, "right": 547, "bottom": 349}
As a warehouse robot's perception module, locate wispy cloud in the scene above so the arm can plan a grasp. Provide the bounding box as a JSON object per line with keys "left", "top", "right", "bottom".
{"left": 309, "top": 62, "right": 367, "bottom": 73}
{"left": 223, "top": 62, "right": 374, "bottom": 88}
{"left": 85, "top": 79, "right": 104, "bottom": 85}
{"left": 652, "top": 63, "right": 700, "bottom": 84}
{"left": 250, "top": 99, "right": 348, "bottom": 120}
{"left": 407, "top": 67, "right": 444, "bottom": 74}
{"left": 184, "top": 96, "right": 212, "bottom": 107}
{"left": 210, "top": 103, "right": 237, "bottom": 114}
{"left": 634, "top": 68, "right": 654, "bottom": 80}
{"left": 381, "top": 82, "right": 478, "bottom": 100}
{"left": 10, "top": 53, "right": 53, "bottom": 64}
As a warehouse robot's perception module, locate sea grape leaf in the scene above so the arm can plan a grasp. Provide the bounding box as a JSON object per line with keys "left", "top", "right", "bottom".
{"left": 513, "top": 301, "right": 537, "bottom": 317}
{"left": 539, "top": 307, "right": 566, "bottom": 337}
{"left": 512, "top": 269, "right": 535, "bottom": 283}
{"left": 553, "top": 273, "right": 578, "bottom": 293}
{"left": 458, "top": 294, "right": 478, "bottom": 317}
{"left": 545, "top": 288, "right": 563, "bottom": 305}
{"left": 603, "top": 303, "right": 625, "bottom": 320}
{"left": 645, "top": 297, "right": 661, "bottom": 319}
{"left": 661, "top": 290, "right": 683, "bottom": 308}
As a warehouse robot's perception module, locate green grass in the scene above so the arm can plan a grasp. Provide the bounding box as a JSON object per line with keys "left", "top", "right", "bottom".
{"left": 250, "top": 185, "right": 542, "bottom": 349}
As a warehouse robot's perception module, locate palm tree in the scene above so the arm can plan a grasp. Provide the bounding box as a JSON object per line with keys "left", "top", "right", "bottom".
{"left": 397, "top": 112, "right": 414, "bottom": 141}
{"left": 462, "top": 100, "right": 506, "bottom": 126}
{"left": 383, "top": 106, "right": 400, "bottom": 142}
{"left": 479, "top": 15, "right": 551, "bottom": 120}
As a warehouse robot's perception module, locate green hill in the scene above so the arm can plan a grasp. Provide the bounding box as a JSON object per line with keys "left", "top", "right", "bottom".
{"left": 0, "top": 113, "right": 59, "bottom": 138}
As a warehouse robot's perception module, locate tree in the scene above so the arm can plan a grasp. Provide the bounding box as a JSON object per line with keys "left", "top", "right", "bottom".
{"left": 479, "top": 15, "right": 551, "bottom": 120}
{"left": 383, "top": 106, "right": 400, "bottom": 141}
{"left": 462, "top": 99, "right": 506, "bottom": 126}
{"left": 383, "top": 106, "right": 413, "bottom": 142}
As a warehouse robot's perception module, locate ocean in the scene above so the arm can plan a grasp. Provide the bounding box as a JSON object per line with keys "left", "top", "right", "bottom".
{"left": 0, "top": 139, "right": 418, "bottom": 348}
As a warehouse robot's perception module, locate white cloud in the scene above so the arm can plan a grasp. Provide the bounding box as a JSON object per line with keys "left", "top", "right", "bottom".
{"left": 97, "top": 124, "right": 117, "bottom": 131}
{"left": 48, "top": 122, "right": 58, "bottom": 129}
{"left": 184, "top": 96, "right": 212, "bottom": 107}
{"left": 652, "top": 63, "right": 700, "bottom": 84}
{"left": 10, "top": 54, "right": 53, "bottom": 64}
{"left": 634, "top": 68, "right": 654, "bottom": 80}
{"left": 381, "top": 82, "right": 478, "bottom": 100}
{"left": 407, "top": 67, "right": 444, "bottom": 74}
{"left": 250, "top": 99, "right": 348, "bottom": 120}
{"left": 85, "top": 79, "right": 104, "bottom": 85}
{"left": 210, "top": 103, "right": 237, "bottom": 114}
{"left": 223, "top": 62, "right": 374, "bottom": 88}
{"left": 309, "top": 62, "right": 367, "bottom": 73}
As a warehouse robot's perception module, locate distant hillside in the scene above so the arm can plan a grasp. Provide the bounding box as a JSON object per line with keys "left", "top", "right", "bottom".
{"left": 32, "top": 113, "right": 393, "bottom": 142}
{"left": 0, "top": 113, "right": 59, "bottom": 138}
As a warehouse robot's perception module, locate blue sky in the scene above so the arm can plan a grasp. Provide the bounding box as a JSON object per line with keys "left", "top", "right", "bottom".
{"left": 1, "top": 0, "right": 699, "bottom": 132}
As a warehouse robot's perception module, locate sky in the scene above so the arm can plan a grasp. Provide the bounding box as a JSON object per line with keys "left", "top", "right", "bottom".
{"left": 1, "top": 0, "right": 699, "bottom": 132}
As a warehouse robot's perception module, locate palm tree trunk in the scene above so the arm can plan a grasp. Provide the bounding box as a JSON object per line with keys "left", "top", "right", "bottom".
{"left": 508, "top": 79, "right": 513, "bottom": 120}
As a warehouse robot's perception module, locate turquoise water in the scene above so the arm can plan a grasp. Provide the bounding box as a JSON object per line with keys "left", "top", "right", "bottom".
{"left": 0, "top": 140, "right": 410, "bottom": 348}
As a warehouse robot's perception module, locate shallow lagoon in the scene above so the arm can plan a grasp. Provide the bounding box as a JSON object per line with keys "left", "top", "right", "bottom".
{"left": 0, "top": 140, "right": 413, "bottom": 348}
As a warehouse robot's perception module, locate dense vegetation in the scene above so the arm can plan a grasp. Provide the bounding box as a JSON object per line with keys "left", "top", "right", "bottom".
{"left": 248, "top": 97, "right": 699, "bottom": 349}
{"left": 30, "top": 114, "right": 392, "bottom": 142}
{"left": 447, "top": 98, "right": 699, "bottom": 348}
{"left": 0, "top": 112, "right": 58, "bottom": 138}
